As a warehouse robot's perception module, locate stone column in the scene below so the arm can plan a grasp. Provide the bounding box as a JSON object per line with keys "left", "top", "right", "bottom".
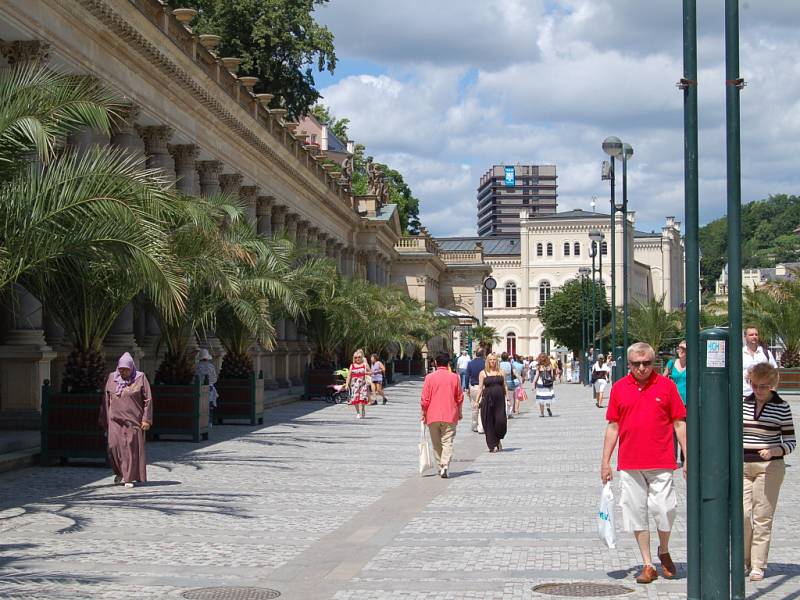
{"left": 334, "top": 244, "right": 344, "bottom": 274}
{"left": 67, "top": 127, "right": 110, "bottom": 154}
{"left": 295, "top": 221, "right": 308, "bottom": 250}
{"left": 110, "top": 105, "right": 145, "bottom": 165}
{"left": 367, "top": 254, "right": 378, "bottom": 283}
{"left": 0, "top": 40, "right": 51, "bottom": 66}
{"left": 284, "top": 214, "right": 298, "bottom": 243}
{"left": 256, "top": 197, "right": 273, "bottom": 236}
{"left": 137, "top": 125, "right": 176, "bottom": 184}
{"left": 169, "top": 144, "right": 201, "bottom": 196}
{"left": 239, "top": 185, "right": 259, "bottom": 226}
{"left": 219, "top": 173, "right": 243, "bottom": 197}
{"left": 271, "top": 205, "right": 287, "bottom": 235}
{"left": 198, "top": 160, "right": 223, "bottom": 197}
{"left": 306, "top": 227, "right": 319, "bottom": 250}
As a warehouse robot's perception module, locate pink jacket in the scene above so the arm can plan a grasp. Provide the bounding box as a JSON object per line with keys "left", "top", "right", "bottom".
{"left": 421, "top": 367, "right": 464, "bottom": 424}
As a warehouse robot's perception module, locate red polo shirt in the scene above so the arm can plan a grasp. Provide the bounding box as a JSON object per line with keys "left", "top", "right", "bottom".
{"left": 421, "top": 367, "right": 464, "bottom": 425}
{"left": 606, "top": 372, "right": 686, "bottom": 470}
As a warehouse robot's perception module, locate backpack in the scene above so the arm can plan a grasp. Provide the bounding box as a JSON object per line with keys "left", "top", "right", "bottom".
{"left": 540, "top": 367, "right": 554, "bottom": 387}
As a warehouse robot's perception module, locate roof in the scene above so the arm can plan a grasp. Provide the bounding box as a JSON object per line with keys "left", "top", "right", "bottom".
{"left": 530, "top": 209, "right": 610, "bottom": 220}
{"left": 437, "top": 236, "right": 521, "bottom": 255}
{"left": 634, "top": 229, "right": 656, "bottom": 238}
{"left": 369, "top": 203, "right": 397, "bottom": 221}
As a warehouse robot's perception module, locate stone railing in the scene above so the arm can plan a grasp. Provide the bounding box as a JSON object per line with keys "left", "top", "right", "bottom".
{"left": 395, "top": 237, "right": 437, "bottom": 254}
{"left": 440, "top": 250, "right": 483, "bottom": 264}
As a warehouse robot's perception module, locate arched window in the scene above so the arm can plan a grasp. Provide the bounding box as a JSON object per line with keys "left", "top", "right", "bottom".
{"left": 536, "top": 243, "right": 543, "bottom": 257}
{"left": 573, "top": 242, "right": 580, "bottom": 256}
{"left": 506, "top": 332, "right": 517, "bottom": 357}
{"left": 505, "top": 282, "right": 517, "bottom": 308}
{"left": 601, "top": 241, "right": 608, "bottom": 255}
{"left": 546, "top": 242, "right": 553, "bottom": 256}
{"left": 539, "top": 280, "right": 552, "bottom": 306}
{"left": 563, "top": 242, "right": 570, "bottom": 256}
{"left": 482, "top": 286, "right": 493, "bottom": 308}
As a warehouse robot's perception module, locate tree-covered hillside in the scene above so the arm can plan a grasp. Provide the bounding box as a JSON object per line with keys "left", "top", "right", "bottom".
{"left": 699, "top": 194, "right": 800, "bottom": 294}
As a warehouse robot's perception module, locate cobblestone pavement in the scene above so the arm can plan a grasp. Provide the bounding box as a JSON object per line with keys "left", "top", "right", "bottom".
{"left": 0, "top": 378, "right": 797, "bottom": 599}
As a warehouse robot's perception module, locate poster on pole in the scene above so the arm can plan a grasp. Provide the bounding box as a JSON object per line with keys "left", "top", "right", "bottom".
{"left": 706, "top": 339, "right": 726, "bottom": 368}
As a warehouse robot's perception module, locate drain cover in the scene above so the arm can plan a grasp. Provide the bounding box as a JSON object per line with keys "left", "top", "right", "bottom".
{"left": 181, "top": 588, "right": 280, "bottom": 600}
{"left": 533, "top": 582, "right": 634, "bottom": 597}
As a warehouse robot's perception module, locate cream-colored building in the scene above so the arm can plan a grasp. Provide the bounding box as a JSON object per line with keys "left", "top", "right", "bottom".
{"left": 715, "top": 262, "right": 800, "bottom": 300}
{"left": 437, "top": 210, "right": 685, "bottom": 357}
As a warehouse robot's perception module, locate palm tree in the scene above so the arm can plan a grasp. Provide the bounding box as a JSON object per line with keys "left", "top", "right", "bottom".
{"left": 627, "top": 296, "right": 681, "bottom": 355}
{"left": 744, "top": 275, "right": 800, "bottom": 367}
{"left": 471, "top": 325, "right": 501, "bottom": 352}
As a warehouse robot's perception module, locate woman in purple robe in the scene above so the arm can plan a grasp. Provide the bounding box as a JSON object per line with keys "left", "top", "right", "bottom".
{"left": 100, "top": 352, "right": 153, "bottom": 488}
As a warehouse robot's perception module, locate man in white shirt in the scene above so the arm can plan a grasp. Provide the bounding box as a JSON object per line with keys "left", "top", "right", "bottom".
{"left": 456, "top": 350, "right": 471, "bottom": 391}
{"left": 742, "top": 326, "right": 778, "bottom": 397}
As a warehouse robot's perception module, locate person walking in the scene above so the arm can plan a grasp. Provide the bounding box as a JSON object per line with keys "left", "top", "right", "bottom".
{"left": 456, "top": 350, "right": 470, "bottom": 391}
{"left": 499, "top": 352, "right": 517, "bottom": 419}
{"left": 345, "top": 349, "right": 370, "bottom": 419}
{"left": 556, "top": 358, "right": 564, "bottom": 383}
{"left": 743, "top": 326, "right": 779, "bottom": 398}
{"left": 196, "top": 349, "right": 218, "bottom": 425}
{"left": 592, "top": 355, "right": 612, "bottom": 408}
{"left": 476, "top": 352, "right": 508, "bottom": 453}
{"left": 532, "top": 353, "right": 556, "bottom": 417}
{"left": 511, "top": 354, "right": 525, "bottom": 415}
{"left": 420, "top": 352, "right": 464, "bottom": 479}
{"left": 662, "top": 342, "right": 687, "bottom": 405}
{"left": 466, "top": 348, "right": 486, "bottom": 433}
{"left": 369, "top": 354, "right": 387, "bottom": 405}
{"left": 100, "top": 352, "right": 153, "bottom": 488}
{"left": 742, "top": 362, "right": 796, "bottom": 582}
{"left": 600, "top": 342, "right": 687, "bottom": 584}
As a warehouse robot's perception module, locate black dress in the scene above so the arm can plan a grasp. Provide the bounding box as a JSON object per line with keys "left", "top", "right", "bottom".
{"left": 480, "top": 375, "right": 508, "bottom": 451}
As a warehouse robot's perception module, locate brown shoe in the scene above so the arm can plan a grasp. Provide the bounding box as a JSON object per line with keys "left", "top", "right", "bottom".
{"left": 635, "top": 565, "right": 658, "bottom": 584}
{"left": 658, "top": 550, "right": 676, "bottom": 578}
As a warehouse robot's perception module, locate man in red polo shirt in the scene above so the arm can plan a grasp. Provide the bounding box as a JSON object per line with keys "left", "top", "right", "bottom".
{"left": 421, "top": 352, "right": 464, "bottom": 479}
{"left": 600, "top": 342, "right": 687, "bottom": 584}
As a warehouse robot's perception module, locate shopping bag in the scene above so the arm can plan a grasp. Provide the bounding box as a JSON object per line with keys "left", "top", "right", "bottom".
{"left": 597, "top": 482, "right": 616, "bottom": 549}
{"left": 418, "top": 422, "right": 433, "bottom": 475}
{"left": 514, "top": 386, "right": 527, "bottom": 402}
{"left": 477, "top": 411, "right": 484, "bottom": 434}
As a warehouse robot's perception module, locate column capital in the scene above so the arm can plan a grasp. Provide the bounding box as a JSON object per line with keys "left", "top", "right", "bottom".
{"left": 239, "top": 185, "right": 260, "bottom": 204}
{"left": 0, "top": 40, "right": 51, "bottom": 65}
{"left": 296, "top": 220, "right": 309, "bottom": 235}
{"left": 167, "top": 144, "right": 199, "bottom": 165}
{"left": 256, "top": 195, "right": 274, "bottom": 216}
{"left": 135, "top": 125, "right": 173, "bottom": 152}
{"left": 219, "top": 173, "right": 243, "bottom": 195}
{"left": 111, "top": 104, "right": 141, "bottom": 133}
{"left": 198, "top": 160, "right": 223, "bottom": 178}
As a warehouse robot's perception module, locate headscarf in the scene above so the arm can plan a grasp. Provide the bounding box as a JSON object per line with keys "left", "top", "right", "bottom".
{"left": 114, "top": 352, "right": 143, "bottom": 396}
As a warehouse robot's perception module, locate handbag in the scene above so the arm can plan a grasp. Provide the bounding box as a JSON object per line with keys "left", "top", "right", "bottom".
{"left": 418, "top": 422, "right": 433, "bottom": 475}
{"left": 514, "top": 386, "right": 527, "bottom": 402}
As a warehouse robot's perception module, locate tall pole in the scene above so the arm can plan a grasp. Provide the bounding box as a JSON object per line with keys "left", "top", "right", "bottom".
{"left": 591, "top": 252, "right": 597, "bottom": 356}
{"left": 725, "top": 0, "right": 745, "bottom": 597}
{"left": 609, "top": 158, "right": 617, "bottom": 368}
{"left": 581, "top": 275, "right": 588, "bottom": 384}
{"left": 598, "top": 243, "right": 604, "bottom": 355}
{"left": 621, "top": 155, "right": 629, "bottom": 353}
{"left": 682, "top": 1, "right": 701, "bottom": 598}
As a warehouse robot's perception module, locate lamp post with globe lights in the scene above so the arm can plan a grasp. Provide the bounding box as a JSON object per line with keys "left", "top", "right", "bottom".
{"left": 589, "top": 230, "right": 605, "bottom": 355}
{"left": 578, "top": 266, "right": 591, "bottom": 385}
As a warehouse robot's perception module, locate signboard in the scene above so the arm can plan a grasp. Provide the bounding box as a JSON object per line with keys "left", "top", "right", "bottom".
{"left": 706, "top": 339, "right": 726, "bottom": 368}
{"left": 504, "top": 165, "right": 515, "bottom": 187}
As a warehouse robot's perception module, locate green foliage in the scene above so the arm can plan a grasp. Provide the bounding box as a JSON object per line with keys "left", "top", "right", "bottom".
{"left": 538, "top": 278, "right": 609, "bottom": 355}
{"left": 743, "top": 272, "right": 800, "bottom": 367}
{"left": 470, "top": 326, "right": 501, "bottom": 351}
{"left": 627, "top": 296, "right": 681, "bottom": 355}
{"left": 699, "top": 194, "right": 800, "bottom": 293}
{"left": 310, "top": 104, "right": 350, "bottom": 141}
{"left": 166, "top": 0, "right": 337, "bottom": 118}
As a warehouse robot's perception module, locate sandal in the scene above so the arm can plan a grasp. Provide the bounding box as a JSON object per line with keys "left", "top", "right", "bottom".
{"left": 750, "top": 568, "right": 764, "bottom": 582}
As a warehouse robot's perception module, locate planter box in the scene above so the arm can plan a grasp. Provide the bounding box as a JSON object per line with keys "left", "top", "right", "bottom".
{"left": 216, "top": 371, "right": 264, "bottom": 425}
{"left": 304, "top": 368, "right": 337, "bottom": 400}
{"left": 40, "top": 383, "right": 106, "bottom": 466}
{"left": 149, "top": 378, "right": 209, "bottom": 442}
{"left": 779, "top": 368, "right": 800, "bottom": 390}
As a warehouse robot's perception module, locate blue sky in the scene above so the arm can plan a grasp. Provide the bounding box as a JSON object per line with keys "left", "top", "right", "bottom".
{"left": 312, "top": 0, "right": 800, "bottom": 238}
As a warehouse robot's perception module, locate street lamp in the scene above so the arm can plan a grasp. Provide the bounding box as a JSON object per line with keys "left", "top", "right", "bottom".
{"left": 603, "top": 137, "right": 633, "bottom": 377}
{"left": 589, "top": 230, "right": 605, "bottom": 355}
{"left": 578, "top": 266, "right": 591, "bottom": 385}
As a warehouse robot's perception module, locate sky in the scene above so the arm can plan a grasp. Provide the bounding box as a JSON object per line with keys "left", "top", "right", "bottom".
{"left": 312, "top": 1, "right": 800, "bottom": 238}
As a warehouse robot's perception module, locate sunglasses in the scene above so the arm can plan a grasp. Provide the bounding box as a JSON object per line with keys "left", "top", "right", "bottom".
{"left": 629, "top": 360, "right": 653, "bottom": 368}
{"left": 751, "top": 383, "right": 772, "bottom": 391}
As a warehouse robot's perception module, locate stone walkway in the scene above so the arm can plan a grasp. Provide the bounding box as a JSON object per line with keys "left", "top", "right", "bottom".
{"left": 0, "top": 378, "right": 797, "bottom": 599}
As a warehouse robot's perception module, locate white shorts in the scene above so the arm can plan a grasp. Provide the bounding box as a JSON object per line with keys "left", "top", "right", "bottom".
{"left": 593, "top": 379, "right": 608, "bottom": 394}
{"left": 619, "top": 469, "right": 677, "bottom": 532}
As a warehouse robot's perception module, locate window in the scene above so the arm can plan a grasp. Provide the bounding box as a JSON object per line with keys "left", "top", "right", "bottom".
{"left": 482, "top": 287, "right": 493, "bottom": 308}
{"left": 546, "top": 242, "right": 553, "bottom": 256}
{"left": 563, "top": 242, "right": 570, "bottom": 256}
{"left": 505, "top": 282, "right": 517, "bottom": 308}
{"left": 506, "top": 332, "right": 517, "bottom": 357}
{"left": 601, "top": 241, "right": 608, "bottom": 255}
{"left": 536, "top": 243, "right": 543, "bottom": 257}
{"left": 539, "top": 281, "right": 551, "bottom": 306}
{"left": 573, "top": 242, "right": 580, "bottom": 256}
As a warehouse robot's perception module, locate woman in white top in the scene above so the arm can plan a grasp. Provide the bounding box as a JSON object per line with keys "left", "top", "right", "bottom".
{"left": 592, "top": 355, "right": 611, "bottom": 408}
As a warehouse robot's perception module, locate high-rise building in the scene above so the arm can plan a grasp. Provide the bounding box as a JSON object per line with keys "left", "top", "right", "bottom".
{"left": 477, "top": 164, "right": 557, "bottom": 236}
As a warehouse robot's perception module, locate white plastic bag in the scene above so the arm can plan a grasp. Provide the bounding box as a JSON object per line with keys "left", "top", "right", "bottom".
{"left": 418, "top": 422, "right": 433, "bottom": 475}
{"left": 597, "top": 482, "right": 616, "bottom": 549}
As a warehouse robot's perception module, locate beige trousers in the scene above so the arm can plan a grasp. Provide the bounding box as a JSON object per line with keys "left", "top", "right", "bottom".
{"left": 428, "top": 422, "right": 457, "bottom": 468}
{"left": 469, "top": 384, "right": 481, "bottom": 430}
{"left": 744, "top": 459, "right": 785, "bottom": 570}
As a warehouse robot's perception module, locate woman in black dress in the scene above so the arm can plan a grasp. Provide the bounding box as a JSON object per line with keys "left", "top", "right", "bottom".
{"left": 477, "top": 352, "right": 508, "bottom": 452}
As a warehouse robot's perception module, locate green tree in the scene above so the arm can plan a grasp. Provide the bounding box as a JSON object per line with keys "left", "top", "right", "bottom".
{"left": 470, "top": 325, "right": 501, "bottom": 352}
{"left": 627, "top": 296, "right": 681, "bottom": 355}
{"left": 310, "top": 104, "right": 350, "bottom": 141}
{"left": 538, "top": 278, "right": 609, "bottom": 355}
{"left": 744, "top": 274, "right": 800, "bottom": 367}
{"left": 167, "top": 0, "right": 336, "bottom": 118}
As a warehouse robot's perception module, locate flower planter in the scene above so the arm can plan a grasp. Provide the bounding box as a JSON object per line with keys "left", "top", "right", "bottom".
{"left": 304, "top": 367, "right": 337, "bottom": 400}
{"left": 216, "top": 371, "right": 264, "bottom": 425}
{"left": 149, "top": 378, "right": 209, "bottom": 442}
{"left": 779, "top": 367, "right": 800, "bottom": 390}
{"left": 40, "top": 382, "right": 106, "bottom": 466}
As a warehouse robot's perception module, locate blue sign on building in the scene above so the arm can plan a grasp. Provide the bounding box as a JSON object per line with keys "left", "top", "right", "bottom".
{"left": 504, "top": 165, "right": 515, "bottom": 187}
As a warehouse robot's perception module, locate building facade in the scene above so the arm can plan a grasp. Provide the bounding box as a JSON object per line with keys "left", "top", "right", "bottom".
{"left": 477, "top": 164, "right": 557, "bottom": 237}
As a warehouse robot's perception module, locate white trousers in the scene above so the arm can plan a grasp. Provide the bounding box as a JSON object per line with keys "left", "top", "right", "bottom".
{"left": 619, "top": 469, "right": 677, "bottom": 532}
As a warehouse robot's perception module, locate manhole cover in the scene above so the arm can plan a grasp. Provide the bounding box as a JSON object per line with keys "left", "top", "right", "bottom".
{"left": 533, "top": 582, "right": 634, "bottom": 597}
{"left": 181, "top": 588, "right": 280, "bottom": 600}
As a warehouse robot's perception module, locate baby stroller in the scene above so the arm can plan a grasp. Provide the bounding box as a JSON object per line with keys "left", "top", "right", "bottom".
{"left": 325, "top": 368, "right": 350, "bottom": 404}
